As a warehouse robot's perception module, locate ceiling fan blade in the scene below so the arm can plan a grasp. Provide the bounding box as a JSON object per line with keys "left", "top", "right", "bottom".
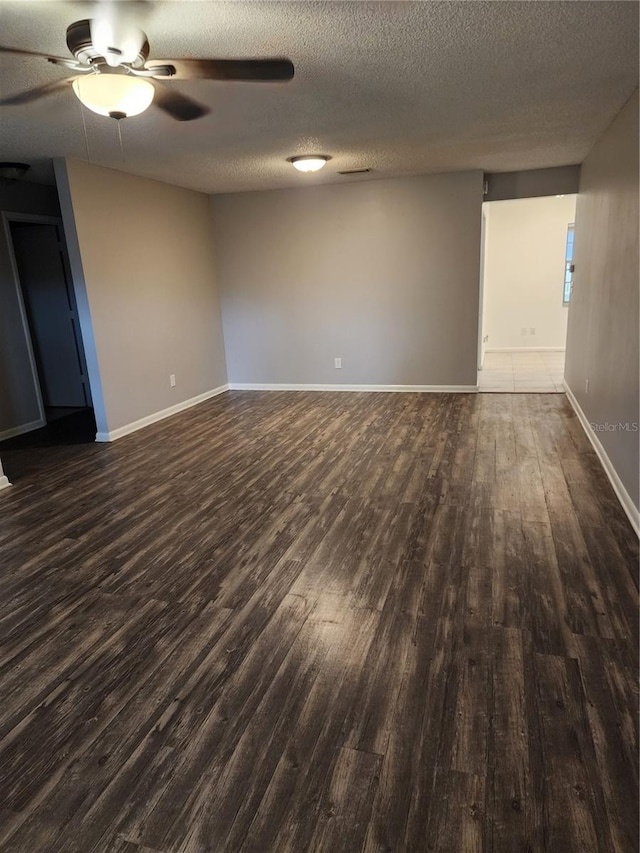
{"left": 147, "top": 58, "right": 295, "bottom": 82}
{"left": 0, "top": 45, "right": 71, "bottom": 63}
{"left": 0, "top": 78, "right": 72, "bottom": 106}
{"left": 152, "top": 83, "right": 209, "bottom": 121}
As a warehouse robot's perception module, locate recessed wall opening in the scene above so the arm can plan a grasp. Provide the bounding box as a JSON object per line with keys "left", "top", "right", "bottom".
{"left": 478, "top": 193, "right": 578, "bottom": 393}
{"left": 0, "top": 215, "right": 96, "bottom": 457}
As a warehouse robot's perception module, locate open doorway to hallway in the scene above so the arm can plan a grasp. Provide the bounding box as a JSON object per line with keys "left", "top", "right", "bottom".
{"left": 478, "top": 194, "right": 577, "bottom": 392}
{"left": 0, "top": 216, "right": 95, "bottom": 452}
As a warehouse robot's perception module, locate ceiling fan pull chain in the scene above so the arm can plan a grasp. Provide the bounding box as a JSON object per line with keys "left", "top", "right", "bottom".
{"left": 79, "top": 98, "right": 93, "bottom": 166}
{"left": 0, "top": 17, "right": 294, "bottom": 118}
{"left": 117, "top": 118, "right": 124, "bottom": 162}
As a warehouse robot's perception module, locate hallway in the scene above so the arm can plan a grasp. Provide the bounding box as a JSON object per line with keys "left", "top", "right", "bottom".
{"left": 479, "top": 350, "right": 565, "bottom": 393}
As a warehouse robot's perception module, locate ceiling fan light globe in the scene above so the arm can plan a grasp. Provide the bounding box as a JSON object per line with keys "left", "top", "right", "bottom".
{"left": 290, "top": 155, "right": 330, "bottom": 173}
{"left": 72, "top": 75, "right": 154, "bottom": 118}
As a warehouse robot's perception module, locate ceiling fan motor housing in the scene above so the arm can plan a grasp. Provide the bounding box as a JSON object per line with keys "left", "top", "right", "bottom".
{"left": 0, "top": 20, "right": 293, "bottom": 121}
{"left": 66, "top": 19, "right": 149, "bottom": 69}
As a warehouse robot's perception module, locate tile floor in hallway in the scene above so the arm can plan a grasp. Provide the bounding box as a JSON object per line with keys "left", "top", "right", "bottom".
{"left": 479, "top": 350, "right": 565, "bottom": 393}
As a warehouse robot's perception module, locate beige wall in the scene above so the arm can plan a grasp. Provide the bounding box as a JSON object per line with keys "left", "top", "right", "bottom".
{"left": 211, "top": 171, "right": 483, "bottom": 387}
{"left": 482, "top": 194, "right": 577, "bottom": 351}
{"left": 565, "top": 90, "right": 639, "bottom": 511}
{"left": 57, "top": 159, "right": 227, "bottom": 435}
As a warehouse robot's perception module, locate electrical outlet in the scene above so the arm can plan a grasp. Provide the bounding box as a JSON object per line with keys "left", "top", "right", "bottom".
{"left": 521, "top": 328, "right": 527, "bottom": 336}
{"left": 483, "top": 335, "right": 489, "bottom": 343}
{"left": 585, "top": 378, "right": 589, "bottom": 394}
{"left": 170, "top": 374, "right": 176, "bottom": 387}
{"left": 334, "top": 357, "right": 342, "bottom": 369}
{"left": 530, "top": 327, "right": 536, "bottom": 335}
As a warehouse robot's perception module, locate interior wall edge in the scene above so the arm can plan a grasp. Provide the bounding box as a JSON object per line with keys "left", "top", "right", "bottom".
{"left": 53, "top": 157, "right": 108, "bottom": 437}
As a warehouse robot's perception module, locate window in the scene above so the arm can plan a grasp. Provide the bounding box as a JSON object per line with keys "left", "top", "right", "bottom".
{"left": 563, "top": 223, "right": 574, "bottom": 305}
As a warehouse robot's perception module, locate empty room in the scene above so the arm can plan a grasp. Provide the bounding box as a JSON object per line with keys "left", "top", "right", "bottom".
{"left": 0, "top": 2, "right": 638, "bottom": 852}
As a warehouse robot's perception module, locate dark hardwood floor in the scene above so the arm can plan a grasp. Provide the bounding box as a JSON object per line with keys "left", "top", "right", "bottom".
{"left": 0, "top": 391, "right": 637, "bottom": 853}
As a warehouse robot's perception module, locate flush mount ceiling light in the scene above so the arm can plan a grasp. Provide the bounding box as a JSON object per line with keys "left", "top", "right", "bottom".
{"left": 289, "top": 155, "right": 330, "bottom": 173}
{"left": 72, "top": 73, "right": 155, "bottom": 118}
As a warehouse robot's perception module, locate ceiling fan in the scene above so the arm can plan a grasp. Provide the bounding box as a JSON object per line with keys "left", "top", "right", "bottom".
{"left": 0, "top": 16, "right": 295, "bottom": 121}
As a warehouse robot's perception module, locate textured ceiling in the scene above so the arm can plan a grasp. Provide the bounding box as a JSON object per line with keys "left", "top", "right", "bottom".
{"left": 0, "top": 1, "right": 638, "bottom": 194}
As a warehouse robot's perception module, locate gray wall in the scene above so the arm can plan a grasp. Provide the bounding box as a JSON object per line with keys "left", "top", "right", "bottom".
{"left": 565, "top": 90, "right": 639, "bottom": 511}
{"left": 0, "top": 181, "right": 61, "bottom": 436}
{"left": 484, "top": 166, "right": 581, "bottom": 202}
{"left": 59, "top": 159, "right": 228, "bottom": 435}
{"left": 211, "top": 171, "right": 484, "bottom": 387}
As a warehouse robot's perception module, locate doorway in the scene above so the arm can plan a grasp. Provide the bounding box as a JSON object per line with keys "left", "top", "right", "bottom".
{"left": 478, "top": 194, "right": 577, "bottom": 392}
{"left": 1, "top": 217, "right": 95, "bottom": 447}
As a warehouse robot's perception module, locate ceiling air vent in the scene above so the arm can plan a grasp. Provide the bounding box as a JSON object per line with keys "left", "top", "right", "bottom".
{"left": 337, "top": 168, "right": 371, "bottom": 175}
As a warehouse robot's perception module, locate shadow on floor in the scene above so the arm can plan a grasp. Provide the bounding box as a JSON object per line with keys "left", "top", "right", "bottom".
{"left": 0, "top": 408, "right": 96, "bottom": 451}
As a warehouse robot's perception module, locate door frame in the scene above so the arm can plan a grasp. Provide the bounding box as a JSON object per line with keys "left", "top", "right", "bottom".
{"left": 1, "top": 212, "right": 59, "bottom": 431}
{"left": 3, "top": 211, "right": 95, "bottom": 434}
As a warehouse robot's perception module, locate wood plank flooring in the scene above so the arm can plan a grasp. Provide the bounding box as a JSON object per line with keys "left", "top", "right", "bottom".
{"left": 0, "top": 391, "right": 637, "bottom": 853}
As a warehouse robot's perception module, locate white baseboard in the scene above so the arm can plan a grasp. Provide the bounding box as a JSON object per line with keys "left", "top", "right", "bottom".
{"left": 485, "top": 347, "right": 565, "bottom": 353}
{"left": 563, "top": 380, "right": 639, "bottom": 537}
{"left": 95, "top": 384, "right": 229, "bottom": 442}
{"left": 228, "top": 383, "right": 478, "bottom": 393}
{"left": 0, "top": 418, "right": 45, "bottom": 442}
{"left": 0, "top": 475, "right": 11, "bottom": 491}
